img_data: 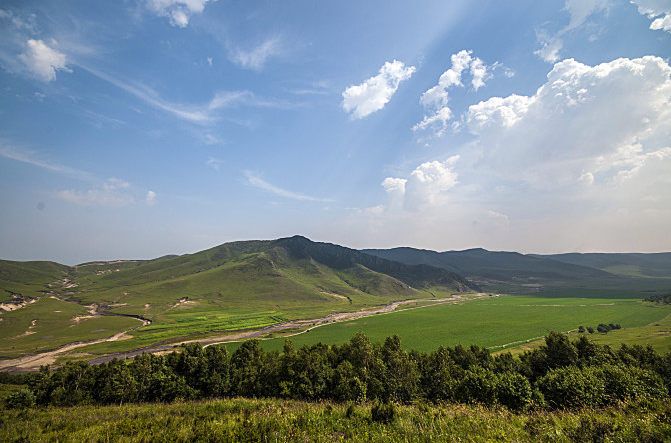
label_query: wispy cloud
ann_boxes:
[229,36,283,71]
[0,141,94,181]
[78,64,297,124]
[206,157,224,171]
[244,171,331,202]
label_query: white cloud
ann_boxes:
[78,65,293,124]
[631,0,671,32]
[244,171,331,202]
[207,56,213,66]
[344,56,671,252]
[414,50,491,137]
[0,141,94,181]
[19,39,69,82]
[146,190,157,205]
[229,37,283,71]
[206,157,224,171]
[535,0,609,62]
[382,155,460,210]
[57,178,135,207]
[465,56,671,189]
[342,60,415,119]
[146,0,209,28]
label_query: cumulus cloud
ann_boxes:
[342,60,415,119]
[19,39,69,82]
[413,50,491,137]
[631,0,671,32]
[229,37,283,71]
[465,56,671,188]
[535,0,609,62]
[146,0,209,28]
[344,55,671,252]
[382,155,460,210]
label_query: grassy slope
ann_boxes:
[1,397,669,442]
[363,248,671,297]
[235,296,671,353]
[0,297,139,359]
[541,252,671,278]
[3,237,471,359]
[0,260,69,301]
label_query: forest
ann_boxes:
[6,332,670,412]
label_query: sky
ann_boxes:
[0,0,670,264]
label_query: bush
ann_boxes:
[537,366,605,409]
[494,372,533,411]
[596,364,667,404]
[5,388,36,409]
[371,401,396,424]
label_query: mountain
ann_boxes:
[536,252,671,279]
[3,236,476,320]
[363,247,671,297]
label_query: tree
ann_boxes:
[230,340,266,397]
[577,326,586,333]
[380,336,419,403]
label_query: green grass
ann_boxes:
[0,260,68,301]
[231,295,671,353]
[1,396,669,442]
[0,297,140,359]
[506,311,671,355]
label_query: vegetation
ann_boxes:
[242,296,671,353]
[364,247,671,297]
[20,332,670,412]
[1,396,669,442]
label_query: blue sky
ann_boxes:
[1,0,670,264]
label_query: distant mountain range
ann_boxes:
[2,237,670,307]
[363,247,671,297]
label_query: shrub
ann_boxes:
[5,388,36,409]
[494,371,533,411]
[371,401,396,424]
[537,366,605,409]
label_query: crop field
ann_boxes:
[238,295,671,353]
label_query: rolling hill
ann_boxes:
[0,236,477,359]
[363,247,671,297]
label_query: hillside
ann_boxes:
[538,252,671,279]
[0,236,476,360]
[363,247,671,296]
[0,260,69,302]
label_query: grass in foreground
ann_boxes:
[1,396,670,442]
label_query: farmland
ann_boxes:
[237,295,671,353]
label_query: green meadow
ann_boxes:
[234,295,671,353]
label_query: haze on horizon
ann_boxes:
[1,0,670,264]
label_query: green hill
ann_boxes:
[0,236,476,359]
[0,260,69,302]
[537,252,671,278]
[363,247,671,297]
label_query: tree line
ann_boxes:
[8,332,671,411]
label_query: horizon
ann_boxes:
[1,0,670,264]
[3,233,671,266]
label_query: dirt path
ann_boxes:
[1,293,487,370]
[88,294,486,365]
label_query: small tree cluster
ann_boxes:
[25,332,671,411]
[578,324,621,334]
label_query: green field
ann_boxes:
[1,395,669,442]
[235,296,671,353]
